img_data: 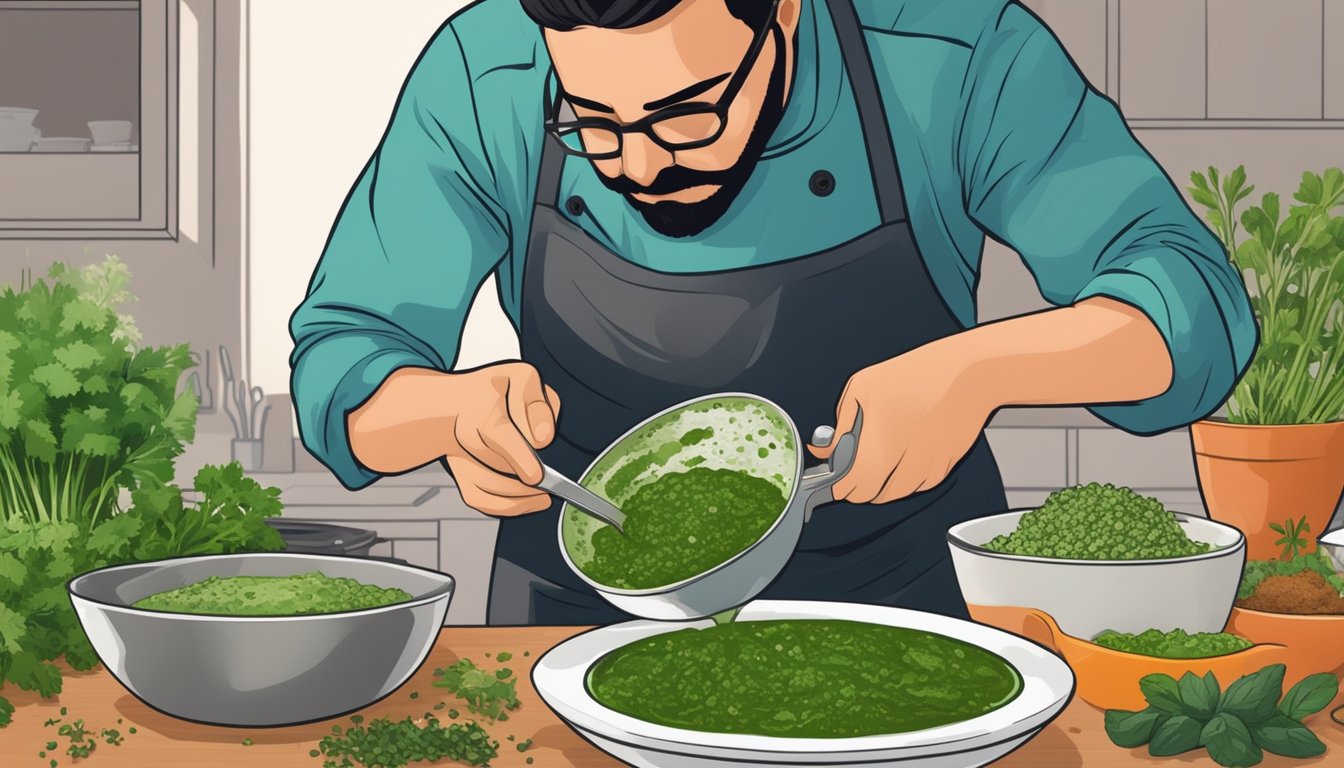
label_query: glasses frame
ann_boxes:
[543,0,782,160]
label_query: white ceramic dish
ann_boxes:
[32,137,92,153]
[948,510,1246,640]
[532,600,1075,768]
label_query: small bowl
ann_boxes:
[1226,606,1344,719]
[88,120,133,146]
[1010,608,1289,712]
[949,510,1246,640]
[68,553,453,727]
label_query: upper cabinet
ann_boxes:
[0,0,175,238]
[1023,0,1343,124]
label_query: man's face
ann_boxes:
[545,0,799,237]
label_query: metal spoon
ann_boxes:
[537,462,627,534]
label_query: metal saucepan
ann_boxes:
[558,393,860,621]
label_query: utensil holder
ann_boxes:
[231,438,263,472]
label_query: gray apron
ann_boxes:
[487,0,1006,626]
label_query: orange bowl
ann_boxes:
[983,606,1291,712]
[1226,606,1344,695]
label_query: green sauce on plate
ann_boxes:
[580,467,786,590]
[132,571,413,616]
[587,619,1023,737]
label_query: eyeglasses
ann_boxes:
[543,0,781,160]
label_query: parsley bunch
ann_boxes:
[1106,665,1338,766]
[0,257,197,528]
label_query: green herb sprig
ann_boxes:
[1269,516,1311,561]
[1106,665,1338,766]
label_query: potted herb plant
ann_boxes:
[1187,167,1344,561]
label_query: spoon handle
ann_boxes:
[538,465,628,532]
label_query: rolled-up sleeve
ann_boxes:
[958,4,1257,434]
[289,24,510,489]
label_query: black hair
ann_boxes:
[519,0,772,32]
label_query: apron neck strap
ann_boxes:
[535,0,908,225]
[826,0,906,224]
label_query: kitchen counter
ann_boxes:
[4,626,1343,767]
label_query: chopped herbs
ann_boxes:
[516,738,533,752]
[1093,629,1254,659]
[983,483,1213,560]
[133,572,411,616]
[495,652,512,662]
[314,715,497,768]
[0,696,12,728]
[432,659,520,722]
[409,692,419,700]
[242,738,253,746]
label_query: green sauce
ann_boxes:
[588,620,1022,737]
[579,467,786,589]
[1091,628,1253,659]
[132,571,413,616]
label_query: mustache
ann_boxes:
[597,164,735,197]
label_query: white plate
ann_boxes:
[532,600,1076,767]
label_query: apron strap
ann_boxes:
[825,0,907,225]
[535,1,909,224]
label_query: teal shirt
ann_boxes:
[290,0,1257,491]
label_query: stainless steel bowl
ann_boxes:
[558,393,858,621]
[67,553,453,727]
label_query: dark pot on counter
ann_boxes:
[264,519,408,565]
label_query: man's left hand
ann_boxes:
[808,343,992,504]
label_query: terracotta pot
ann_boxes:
[1190,419,1344,561]
[1226,606,1344,722]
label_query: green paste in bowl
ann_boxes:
[587,619,1023,738]
[132,571,413,616]
[578,467,787,590]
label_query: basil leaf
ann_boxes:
[1149,715,1203,757]
[1278,673,1339,721]
[1202,712,1263,768]
[1105,708,1163,749]
[1178,671,1220,721]
[1219,665,1285,726]
[1251,714,1326,759]
[1140,673,1187,715]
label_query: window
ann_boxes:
[0,0,176,238]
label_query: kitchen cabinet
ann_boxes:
[0,0,174,237]
[1327,0,1344,119]
[1118,0,1207,119]
[1208,0,1325,120]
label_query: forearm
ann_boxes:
[948,297,1174,412]
[347,367,456,475]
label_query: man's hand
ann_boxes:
[805,297,1174,505]
[348,362,561,517]
[808,344,991,504]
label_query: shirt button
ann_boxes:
[809,170,836,197]
[566,196,585,216]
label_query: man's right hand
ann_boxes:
[347,362,561,517]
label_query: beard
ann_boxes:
[596,26,789,239]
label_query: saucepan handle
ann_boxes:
[798,406,863,521]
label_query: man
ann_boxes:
[290,0,1257,625]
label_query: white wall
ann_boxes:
[247,0,518,409]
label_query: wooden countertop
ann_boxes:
[3,626,1342,767]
